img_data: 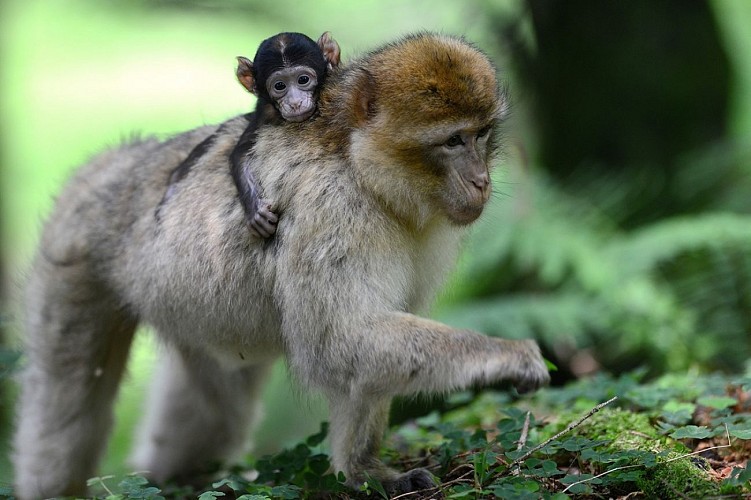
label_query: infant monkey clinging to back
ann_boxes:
[232,31,341,238]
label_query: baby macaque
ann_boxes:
[232,31,340,238]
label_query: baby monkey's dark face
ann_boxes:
[267,66,319,122]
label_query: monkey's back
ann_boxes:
[30,117,284,363]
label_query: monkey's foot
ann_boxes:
[248,201,279,239]
[383,468,438,496]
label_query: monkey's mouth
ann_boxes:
[448,203,485,225]
[285,109,316,122]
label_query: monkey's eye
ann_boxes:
[445,135,464,148]
[273,81,286,92]
[477,126,492,138]
[298,75,310,85]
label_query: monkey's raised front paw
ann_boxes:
[382,468,438,496]
[248,201,279,239]
[513,339,551,394]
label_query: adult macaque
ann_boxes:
[13,33,549,498]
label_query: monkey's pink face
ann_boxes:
[267,66,319,122]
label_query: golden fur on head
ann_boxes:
[317,32,503,135]
[310,33,505,230]
[369,33,501,124]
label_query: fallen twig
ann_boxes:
[561,423,732,494]
[509,396,619,468]
[512,411,532,476]
[390,467,474,500]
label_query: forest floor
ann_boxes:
[46,370,751,500]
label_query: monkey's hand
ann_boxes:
[501,339,551,393]
[248,200,279,239]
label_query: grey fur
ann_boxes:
[13,33,549,498]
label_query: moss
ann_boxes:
[574,408,723,499]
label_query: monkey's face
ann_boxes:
[267,66,319,122]
[356,34,503,227]
[389,119,496,226]
[427,122,495,225]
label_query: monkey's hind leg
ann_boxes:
[13,257,137,499]
[327,394,437,495]
[130,348,272,485]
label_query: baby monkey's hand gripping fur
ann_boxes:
[233,31,340,238]
[12,33,548,499]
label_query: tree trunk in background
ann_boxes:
[503,0,730,227]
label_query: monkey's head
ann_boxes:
[342,33,506,227]
[237,32,341,122]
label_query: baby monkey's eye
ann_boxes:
[446,135,464,148]
[477,125,492,138]
[298,75,310,85]
[274,81,286,91]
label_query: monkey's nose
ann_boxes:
[471,172,490,190]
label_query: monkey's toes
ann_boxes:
[383,468,438,496]
[515,372,550,394]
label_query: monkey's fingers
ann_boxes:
[256,203,279,224]
[249,215,278,239]
[249,219,274,238]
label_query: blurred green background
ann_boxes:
[2,0,751,486]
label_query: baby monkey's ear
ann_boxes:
[317,32,341,70]
[236,56,258,95]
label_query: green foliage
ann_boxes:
[85,475,165,500]
[5,371,751,498]
[438,158,751,373]
[0,347,21,380]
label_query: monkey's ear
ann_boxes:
[351,69,376,126]
[236,56,258,95]
[317,32,341,70]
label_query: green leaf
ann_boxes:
[524,458,563,478]
[559,473,597,494]
[488,478,541,499]
[550,494,571,500]
[669,425,713,439]
[661,400,696,424]
[269,485,302,499]
[697,396,737,410]
[362,476,389,499]
[447,484,481,498]
[560,437,598,451]
[730,429,751,439]
[87,475,115,487]
[198,492,225,500]
[474,450,499,485]
[306,421,329,447]
[560,473,599,485]
[581,448,617,463]
[211,478,247,491]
